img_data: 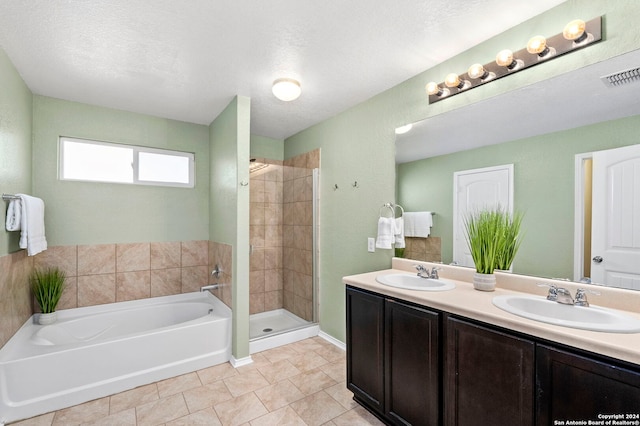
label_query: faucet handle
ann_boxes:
[574,288,600,307]
[537,283,558,301]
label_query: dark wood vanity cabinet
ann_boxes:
[536,344,640,423]
[346,286,440,425]
[444,316,535,426]
[346,285,640,426]
[346,286,385,412]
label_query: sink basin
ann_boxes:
[375,274,456,291]
[492,295,640,333]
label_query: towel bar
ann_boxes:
[2,194,20,201]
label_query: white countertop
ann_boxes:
[343,258,640,366]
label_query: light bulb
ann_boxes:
[467,63,487,80]
[272,78,301,101]
[496,49,517,69]
[563,19,587,43]
[527,36,549,56]
[445,73,462,88]
[426,81,441,96]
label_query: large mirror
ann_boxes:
[396,48,640,290]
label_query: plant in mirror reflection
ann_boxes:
[464,208,524,274]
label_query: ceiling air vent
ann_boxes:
[601,67,640,88]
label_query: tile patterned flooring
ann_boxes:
[12,337,383,426]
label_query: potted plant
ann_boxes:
[464,208,523,291]
[30,267,66,325]
[495,210,524,272]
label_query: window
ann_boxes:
[59,137,195,188]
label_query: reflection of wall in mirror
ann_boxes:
[397,113,640,288]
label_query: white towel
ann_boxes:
[16,194,48,256]
[394,217,405,248]
[5,199,22,231]
[375,217,394,249]
[404,212,433,237]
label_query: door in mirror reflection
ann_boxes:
[591,145,640,289]
[453,164,514,268]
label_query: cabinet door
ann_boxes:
[445,316,535,426]
[385,299,440,426]
[537,344,640,424]
[346,287,384,412]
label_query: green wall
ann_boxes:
[285,0,640,343]
[397,114,640,280]
[209,96,251,359]
[250,134,284,161]
[32,96,210,245]
[0,49,33,256]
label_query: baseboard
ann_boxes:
[318,330,346,351]
[229,355,253,368]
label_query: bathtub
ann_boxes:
[0,291,231,424]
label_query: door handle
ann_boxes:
[592,256,603,264]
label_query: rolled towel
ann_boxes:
[17,194,48,256]
[5,199,22,231]
[404,212,433,238]
[375,217,394,249]
[394,217,405,248]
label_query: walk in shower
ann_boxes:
[248,150,320,351]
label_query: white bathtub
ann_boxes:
[0,291,231,424]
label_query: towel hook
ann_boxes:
[352,181,359,188]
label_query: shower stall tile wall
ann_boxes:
[249,149,319,323]
[0,251,33,348]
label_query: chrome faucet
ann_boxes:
[538,284,599,306]
[574,288,600,307]
[415,265,441,279]
[200,284,220,292]
[415,264,430,278]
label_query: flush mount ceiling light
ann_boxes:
[395,123,413,135]
[426,16,602,104]
[272,78,301,101]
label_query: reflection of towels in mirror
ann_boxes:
[404,212,433,237]
[394,217,405,248]
[376,217,394,249]
[5,199,22,231]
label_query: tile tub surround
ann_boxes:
[10,337,383,426]
[344,257,640,365]
[0,251,34,349]
[28,240,232,311]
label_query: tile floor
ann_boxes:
[12,337,383,426]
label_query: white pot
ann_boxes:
[38,312,57,325]
[473,272,496,292]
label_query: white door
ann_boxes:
[591,144,640,289]
[453,165,514,268]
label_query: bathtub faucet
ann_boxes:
[200,284,220,292]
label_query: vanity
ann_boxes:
[344,258,640,426]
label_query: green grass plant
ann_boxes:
[30,267,66,314]
[464,208,524,274]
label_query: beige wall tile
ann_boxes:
[250,293,265,314]
[250,248,265,272]
[264,290,283,311]
[150,268,182,297]
[181,240,208,267]
[78,244,115,275]
[264,269,283,292]
[150,242,181,269]
[77,274,116,306]
[250,271,265,294]
[116,243,150,272]
[116,271,151,301]
[57,276,78,310]
[181,265,208,293]
[34,245,77,277]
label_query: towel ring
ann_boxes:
[394,204,404,217]
[379,203,396,218]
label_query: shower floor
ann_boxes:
[249,309,319,353]
[249,309,311,339]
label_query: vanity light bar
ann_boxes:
[426,16,602,104]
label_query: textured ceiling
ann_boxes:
[0,0,565,140]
